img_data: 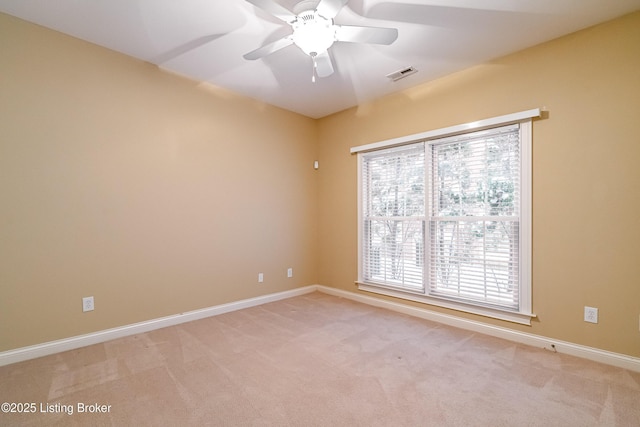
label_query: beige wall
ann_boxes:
[317,12,640,358]
[0,13,318,351]
[2,10,639,359]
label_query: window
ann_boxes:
[354,110,537,324]
[361,144,425,291]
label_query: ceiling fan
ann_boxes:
[244,0,398,82]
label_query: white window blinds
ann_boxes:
[361,144,425,291]
[428,124,521,310]
[357,115,533,321]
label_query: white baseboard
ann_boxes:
[316,285,640,373]
[2,284,639,373]
[0,286,317,367]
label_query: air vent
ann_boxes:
[386,66,418,82]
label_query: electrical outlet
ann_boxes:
[82,296,94,312]
[287,268,293,278]
[258,273,264,283]
[584,306,598,324]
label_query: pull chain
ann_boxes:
[311,53,318,83]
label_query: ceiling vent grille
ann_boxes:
[386,66,418,82]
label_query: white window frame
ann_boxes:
[353,109,539,325]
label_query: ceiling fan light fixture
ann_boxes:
[291,11,336,56]
[244,0,399,81]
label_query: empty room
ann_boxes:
[1,0,639,425]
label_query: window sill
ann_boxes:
[356,282,536,326]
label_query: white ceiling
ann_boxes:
[2,0,639,118]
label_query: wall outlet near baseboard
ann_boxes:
[287,268,293,278]
[258,273,264,283]
[82,296,94,312]
[584,306,598,324]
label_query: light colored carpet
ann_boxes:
[1,292,639,426]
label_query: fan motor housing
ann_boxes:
[291,11,336,56]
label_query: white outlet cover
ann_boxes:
[584,306,598,324]
[83,296,94,312]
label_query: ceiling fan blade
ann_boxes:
[243,36,294,60]
[316,0,348,19]
[314,51,334,77]
[246,0,296,23]
[335,25,398,45]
